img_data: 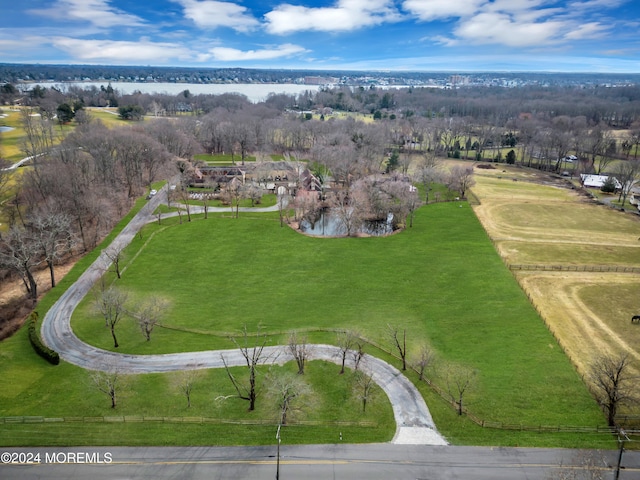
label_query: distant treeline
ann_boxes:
[3,78,640,129]
[1,63,639,87]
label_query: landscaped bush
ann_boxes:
[28,312,60,365]
[600,176,617,193]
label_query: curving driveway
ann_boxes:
[40,185,447,445]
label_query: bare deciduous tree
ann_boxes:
[20,109,55,200]
[589,353,637,427]
[413,343,436,382]
[446,166,475,199]
[244,183,263,207]
[172,369,201,408]
[327,188,364,237]
[102,244,125,279]
[386,324,407,371]
[174,164,193,223]
[136,295,170,341]
[351,338,366,371]
[613,159,640,207]
[277,191,290,227]
[144,118,200,159]
[353,369,376,413]
[415,153,442,204]
[336,330,359,374]
[0,225,41,300]
[222,178,244,218]
[288,331,310,375]
[91,365,126,409]
[220,326,268,411]
[93,285,128,348]
[28,209,76,288]
[200,178,218,219]
[445,364,477,416]
[268,369,310,425]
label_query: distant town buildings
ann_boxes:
[303,76,339,85]
[1,65,638,90]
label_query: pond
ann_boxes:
[0,126,14,133]
[299,211,395,237]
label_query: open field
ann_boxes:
[471,165,640,384]
[0,198,610,448]
[0,170,614,448]
[0,108,26,162]
[62,204,604,438]
[85,107,136,127]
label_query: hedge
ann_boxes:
[27,312,60,365]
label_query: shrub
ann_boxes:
[600,176,617,193]
[28,312,60,365]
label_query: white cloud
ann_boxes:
[205,43,308,61]
[0,36,47,50]
[453,12,566,47]
[411,0,621,49]
[568,0,629,10]
[52,38,192,63]
[51,35,307,64]
[29,0,145,28]
[402,0,484,21]
[174,0,260,32]
[483,0,565,21]
[563,21,610,40]
[265,0,402,35]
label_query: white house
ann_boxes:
[580,174,622,190]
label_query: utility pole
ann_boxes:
[276,423,281,480]
[614,428,629,480]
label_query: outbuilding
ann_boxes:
[580,174,622,190]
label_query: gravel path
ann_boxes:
[40,185,447,445]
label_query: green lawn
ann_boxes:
[193,153,289,165]
[182,191,278,209]
[75,204,603,428]
[0,326,393,446]
[1,109,27,162]
[0,202,610,447]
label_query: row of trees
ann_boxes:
[12,79,640,127]
[93,282,170,348]
[86,306,639,428]
[91,327,371,424]
[382,324,638,426]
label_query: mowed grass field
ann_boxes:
[0,196,610,448]
[66,203,605,439]
[471,165,640,393]
[1,108,27,162]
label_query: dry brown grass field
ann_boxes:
[470,164,640,386]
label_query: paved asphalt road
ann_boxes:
[2,444,639,479]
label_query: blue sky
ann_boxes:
[1,0,639,72]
